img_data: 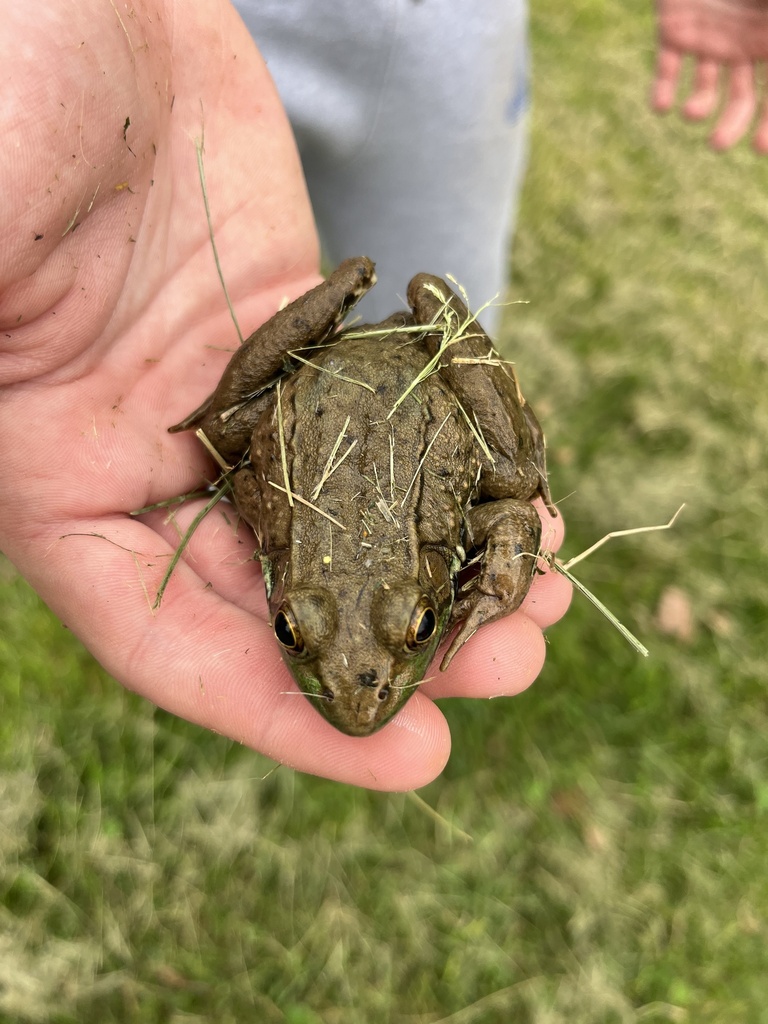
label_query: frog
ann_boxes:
[170,256,555,737]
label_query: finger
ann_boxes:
[37,519,453,791]
[535,497,566,554]
[528,498,572,628]
[521,563,573,629]
[652,47,683,112]
[682,59,720,120]
[710,63,757,149]
[422,611,545,701]
[753,94,768,153]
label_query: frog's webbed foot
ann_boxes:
[441,498,542,670]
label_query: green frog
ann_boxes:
[170,257,555,736]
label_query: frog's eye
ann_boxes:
[405,604,437,651]
[274,606,304,654]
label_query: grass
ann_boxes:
[3,3,768,1021]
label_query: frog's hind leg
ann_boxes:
[407,272,531,464]
[210,256,377,416]
[170,257,377,461]
[442,498,541,669]
[168,393,214,434]
[522,402,556,517]
[409,273,556,517]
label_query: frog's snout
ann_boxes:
[315,665,401,737]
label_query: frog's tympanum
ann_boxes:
[170,257,555,736]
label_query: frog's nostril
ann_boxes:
[358,670,378,688]
[322,687,335,703]
[377,686,390,702]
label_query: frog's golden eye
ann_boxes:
[406,604,437,651]
[274,606,304,654]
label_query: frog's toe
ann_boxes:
[441,552,537,669]
[440,618,478,670]
[440,598,504,670]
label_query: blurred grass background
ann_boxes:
[2,3,768,1021]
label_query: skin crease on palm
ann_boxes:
[653,0,768,152]
[0,0,571,790]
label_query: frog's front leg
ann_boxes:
[441,498,541,669]
[169,256,376,461]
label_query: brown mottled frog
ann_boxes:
[170,257,555,736]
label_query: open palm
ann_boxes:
[0,0,570,789]
[654,0,768,152]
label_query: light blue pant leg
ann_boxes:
[234,0,530,332]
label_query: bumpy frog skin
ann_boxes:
[170,258,555,737]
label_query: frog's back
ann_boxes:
[268,333,480,586]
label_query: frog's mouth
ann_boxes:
[291,656,432,737]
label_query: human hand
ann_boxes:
[652,0,768,152]
[0,0,571,790]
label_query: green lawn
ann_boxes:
[2,4,768,1022]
